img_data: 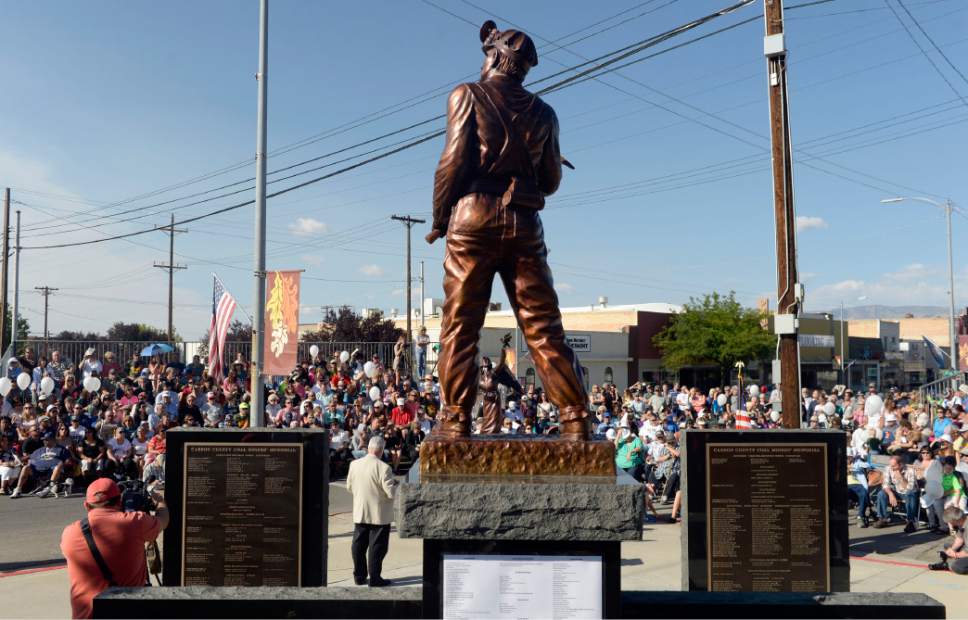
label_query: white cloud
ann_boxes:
[829,279,865,292]
[796,216,828,232]
[885,263,928,281]
[807,263,968,309]
[287,217,327,237]
[359,264,384,277]
[556,282,575,294]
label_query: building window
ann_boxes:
[604,366,614,384]
[581,366,590,390]
[525,367,535,386]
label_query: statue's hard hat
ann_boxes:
[480,20,538,69]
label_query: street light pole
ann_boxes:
[945,199,956,372]
[881,196,959,374]
[250,0,269,428]
[840,300,846,385]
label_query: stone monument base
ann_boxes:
[397,462,643,619]
[93,588,946,619]
[418,434,615,478]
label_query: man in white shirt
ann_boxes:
[638,413,660,443]
[78,348,103,380]
[346,436,397,587]
[675,391,689,414]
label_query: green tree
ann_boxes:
[302,306,402,343]
[653,291,774,382]
[2,303,30,351]
[51,330,104,341]
[5,304,30,340]
[197,320,252,356]
[105,322,172,342]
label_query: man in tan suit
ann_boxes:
[346,436,397,586]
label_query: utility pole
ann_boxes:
[35,286,58,354]
[419,261,425,328]
[250,0,269,428]
[154,213,187,343]
[764,0,802,429]
[391,214,425,374]
[11,210,20,352]
[1,189,9,354]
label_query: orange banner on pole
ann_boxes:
[264,270,301,376]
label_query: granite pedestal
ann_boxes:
[397,455,643,619]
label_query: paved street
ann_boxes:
[0,482,354,573]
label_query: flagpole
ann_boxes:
[250,0,269,428]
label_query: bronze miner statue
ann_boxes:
[427,20,589,441]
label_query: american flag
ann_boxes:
[207,276,237,381]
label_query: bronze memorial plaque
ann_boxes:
[705,443,829,592]
[181,442,303,586]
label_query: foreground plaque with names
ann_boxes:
[182,442,302,586]
[681,430,849,593]
[706,443,828,591]
[162,428,328,587]
[443,554,602,620]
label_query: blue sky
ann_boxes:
[2,0,966,340]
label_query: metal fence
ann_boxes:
[917,371,966,426]
[14,339,438,371]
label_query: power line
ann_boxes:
[13,0,912,239]
[16,2,679,235]
[447,0,956,202]
[552,98,966,205]
[884,0,968,108]
[896,0,968,87]
[788,0,956,19]
[19,0,764,251]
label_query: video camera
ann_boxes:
[118,479,159,513]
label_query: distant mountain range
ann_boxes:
[812,305,949,319]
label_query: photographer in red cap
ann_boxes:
[59,478,168,618]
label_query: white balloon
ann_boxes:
[340,350,350,363]
[716,394,727,407]
[0,377,11,396]
[364,361,376,378]
[823,402,836,416]
[83,376,101,393]
[16,372,31,391]
[309,345,320,358]
[40,376,55,396]
[368,386,381,401]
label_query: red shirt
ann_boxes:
[390,406,414,428]
[147,434,166,455]
[60,508,162,618]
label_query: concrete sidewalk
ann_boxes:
[3,510,964,619]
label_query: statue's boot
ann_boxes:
[558,405,590,441]
[432,405,470,439]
